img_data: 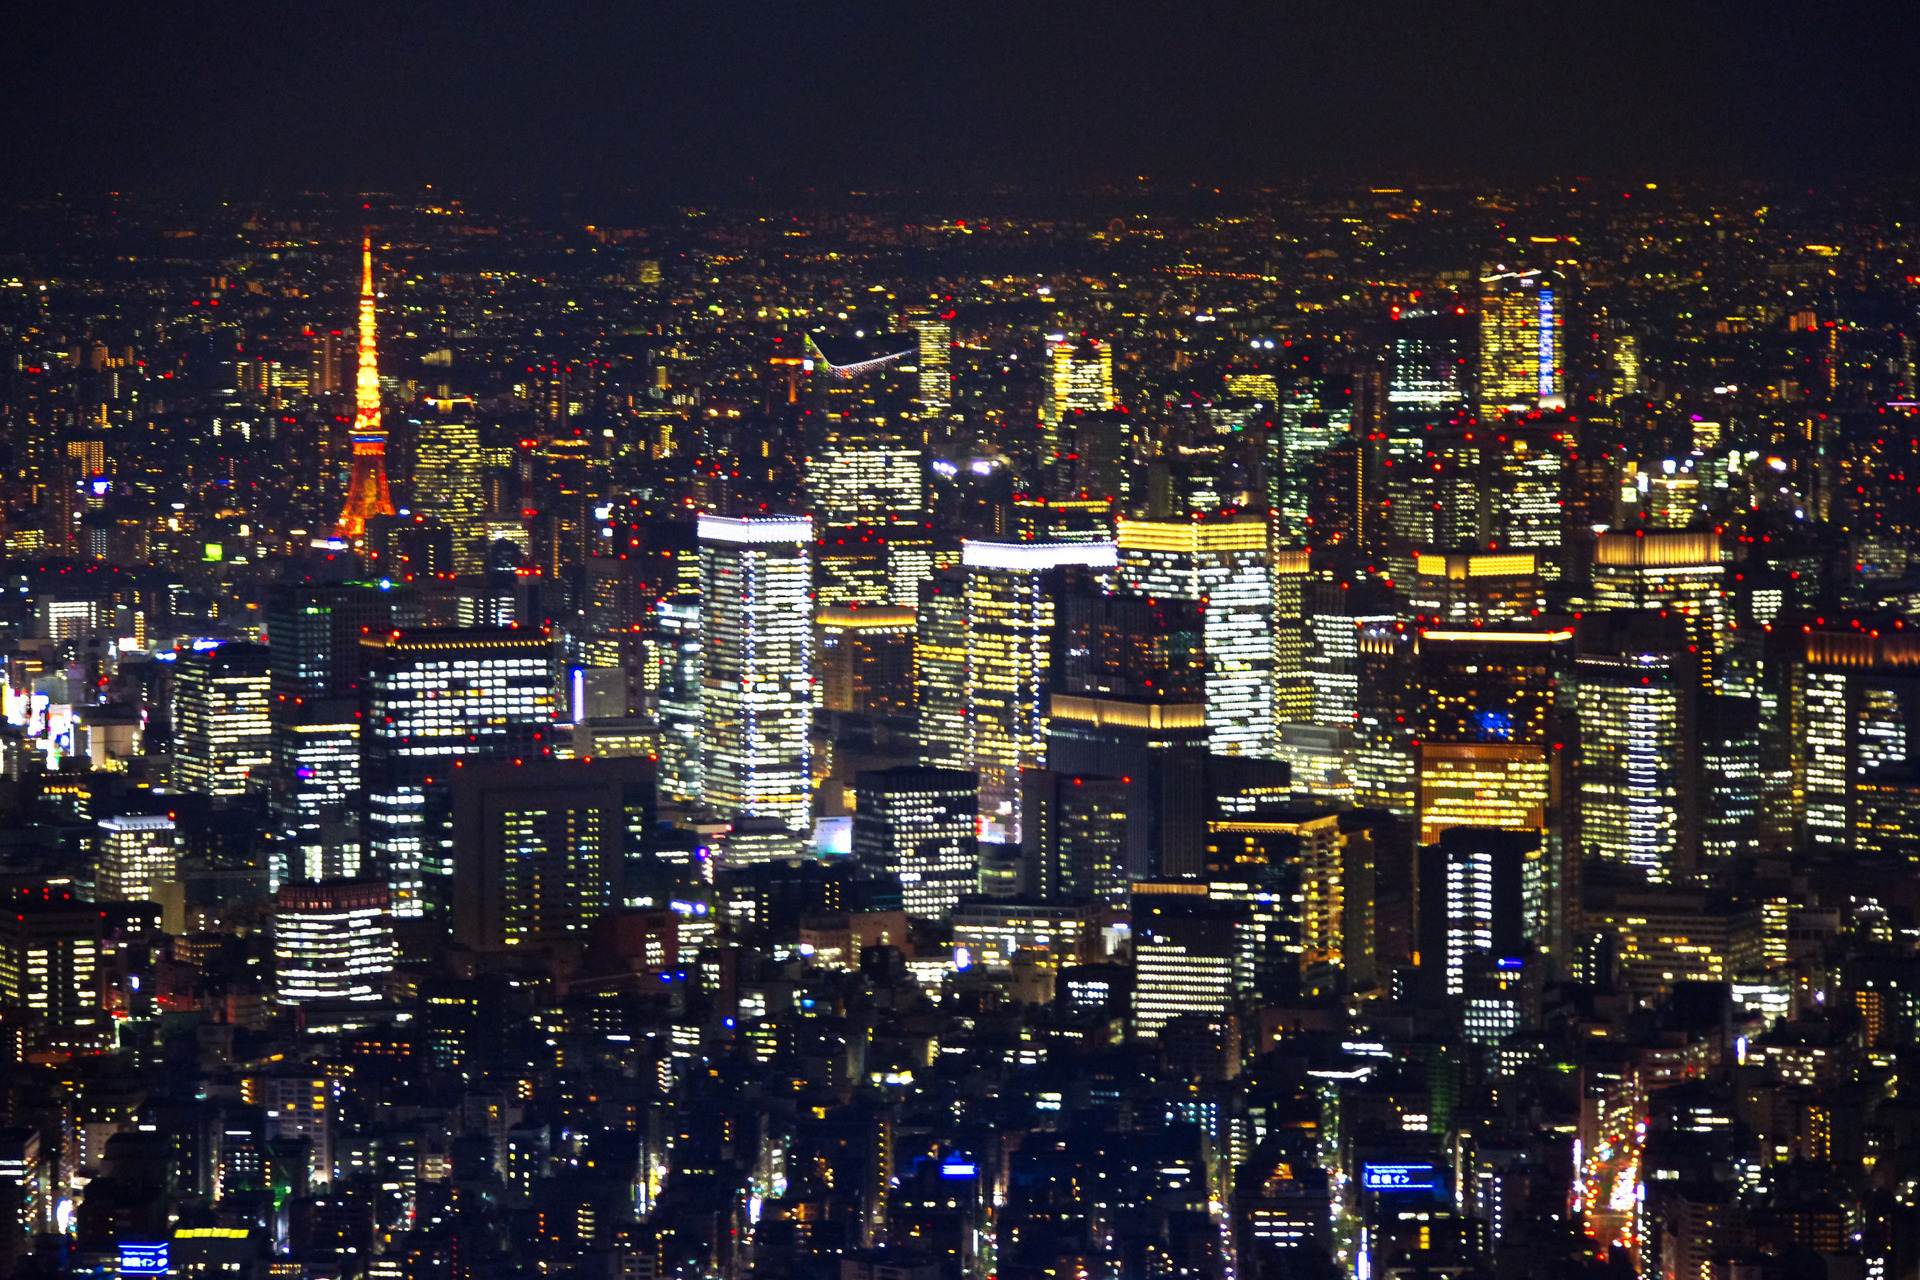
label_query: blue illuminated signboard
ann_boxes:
[120,1241,170,1275]
[1361,1163,1435,1191]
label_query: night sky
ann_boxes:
[5,1,1919,197]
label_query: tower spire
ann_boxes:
[333,235,395,540]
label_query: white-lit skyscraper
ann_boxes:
[274,879,394,1004]
[362,628,556,916]
[853,766,978,920]
[1116,513,1275,757]
[698,514,815,844]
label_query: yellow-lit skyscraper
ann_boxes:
[1045,335,1117,475]
[413,411,486,575]
[962,539,1118,839]
[698,514,815,847]
[909,308,953,418]
[1116,513,1275,756]
[1047,335,1117,422]
[1478,268,1562,409]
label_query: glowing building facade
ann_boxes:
[274,879,394,1004]
[95,815,181,903]
[1478,268,1562,409]
[962,539,1118,840]
[362,628,555,916]
[698,514,814,844]
[173,642,272,798]
[1117,514,1275,757]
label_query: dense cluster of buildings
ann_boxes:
[0,182,1915,1278]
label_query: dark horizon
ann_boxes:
[7,1,1920,199]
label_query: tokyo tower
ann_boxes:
[333,236,395,540]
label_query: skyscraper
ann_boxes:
[1116,513,1275,757]
[915,569,969,769]
[1019,769,1129,902]
[95,815,181,903]
[274,879,394,1004]
[451,758,649,952]
[1416,826,1536,997]
[1590,531,1725,688]
[413,411,486,576]
[1130,887,1248,1037]
[333,237,396,541]
[361,628,556,916]
[962,539,1118,839]
[173,642,272,798]
[1573,612,1697,883]
[0,893,102,1051]
[1047,335,1117,423]
[852,767,978,920]
[651,595,703,807]
[698,514,815,846]
[1477,268,1562,410]
[908,308,953,418]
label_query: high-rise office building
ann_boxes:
[1130,887,1248,1037]
[1416,743,1553,847]
[963,540,1118,840]
[273,700,363,886]
[1485,419,1569,558]
[451,758,649,952]
[1405,552,1544,627]
[1416,828,1541,1043]
[1019,769,1129,902]
[852,767,978,920]
[1388,308,1473,414]
[1116,514,1275,757]
[804,334,924,607]
[698,514,814,845]
[1478,268,1562,409]
[413,412,486,575]
[1791,622,1920,849]
[95,815,180,903]
[0,892,102,1050]
[1046,335,1116,423]
[908,308,953,418]
[1271,548,1313,728]
[362,628,556,916]
[173,642,272,797]
[1591,531,1725,687]
[652,595,703,807]
[915,569,969,769]
[273,879,394,1004]
[266,583,416,886]
[1573,612,1696,883]
[818,607,916,717]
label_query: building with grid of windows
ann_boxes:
[698,514,814,848]
[361,628,555,916]
[172,642,272,797]
[962,539,1118,841]
[1116,513,1275,757]
[274,879,393,1004]
[852,767,978,920]
[95,814,181,904]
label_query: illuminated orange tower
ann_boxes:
[333,236,395,540]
